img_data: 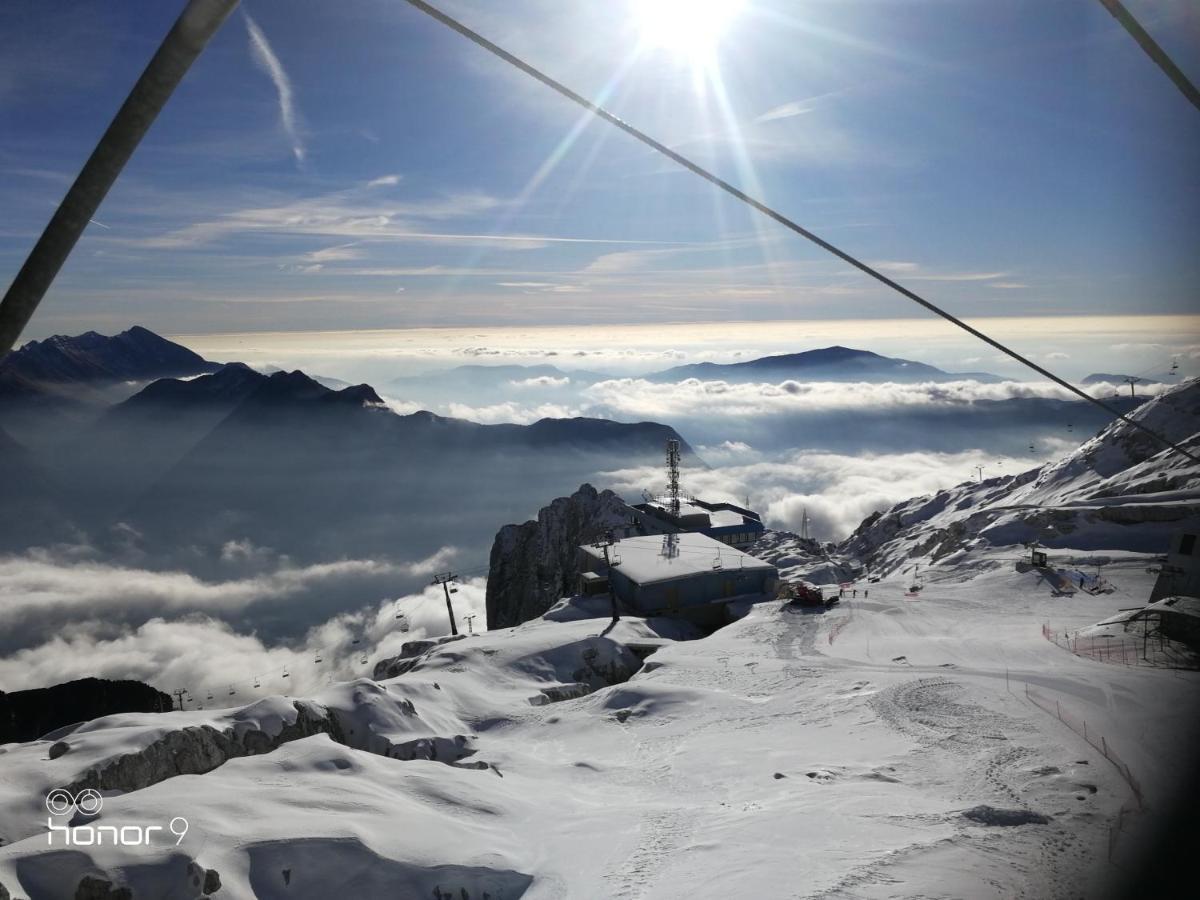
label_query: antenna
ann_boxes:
[666,439,681,519]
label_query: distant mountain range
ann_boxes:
[644,346,1002,384]
[0,325,218,403]
[0,330,697,577]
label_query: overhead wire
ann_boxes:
[399,0,1198,465]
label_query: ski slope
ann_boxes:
[1,551,1193,899]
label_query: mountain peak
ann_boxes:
[2,325,219,390]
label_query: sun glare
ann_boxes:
[632,0,747,62]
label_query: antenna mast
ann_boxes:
[666,439,681,519]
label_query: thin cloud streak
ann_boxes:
[243,12,305,164]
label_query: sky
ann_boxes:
[1,0,1198,341]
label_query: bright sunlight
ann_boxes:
[631,0,747,62]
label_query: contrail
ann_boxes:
[242,11,305,163]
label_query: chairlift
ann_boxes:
[282,667,289,678]
[400,622,410,633]
[228,685,236,696]
[206,693,214,701]
[253,676,260,688]
[314,651,323,664]
[360,653,368,665]
[610,552,622,567]
[449,586,458,594]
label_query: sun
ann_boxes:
[632,0,747,63]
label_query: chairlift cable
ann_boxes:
[401,0,1198,465]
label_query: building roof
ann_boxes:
[580,532,776,586]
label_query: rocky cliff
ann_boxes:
[485,484,635,628]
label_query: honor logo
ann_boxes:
[45,789,189,847]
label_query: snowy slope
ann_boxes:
[2,559,1195,899]
[840,378,1200,575]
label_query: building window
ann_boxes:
[1180,533,1197,556]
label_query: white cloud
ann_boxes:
[243,12,305,164]
[367,174,401,187]
[0,578,487,698]
[601,448,1044,542]
[443,400,580,425]
[579,377,1087,420]
[508,375,570,388]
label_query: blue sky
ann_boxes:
[1,0,1197,339]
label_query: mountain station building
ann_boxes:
[632,497,766,549]
[579,532,778,624]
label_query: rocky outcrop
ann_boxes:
[65,701,341,794]
[373,634,466,680]
[486,483,635,628]
[0,678,172,744]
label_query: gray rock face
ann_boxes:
[65,701,341,795]
[485,483,634,628]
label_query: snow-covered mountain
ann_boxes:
[1,380,1197,897]
[2,563,1190,898]
[839,378,1200,575]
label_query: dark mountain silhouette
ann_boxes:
[645,346,1001,384]
[0,325,218,399]
[0,326,223,454]
[0,678,172,744]
[22,365,695,587]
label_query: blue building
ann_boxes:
[579,532,778,623]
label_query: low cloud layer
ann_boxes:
[0,570,486,698]
[602,443,1070,543]
[0,545,460,655]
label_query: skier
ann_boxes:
[852,588,858,598]
[864,589,869,599]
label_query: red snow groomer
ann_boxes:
[785,582,835,609]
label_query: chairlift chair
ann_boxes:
[282,667,289,678]
[314,651,323,663]
[228,685,236,696]
[253,676,260,688]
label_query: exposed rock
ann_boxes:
[0,678,173,744]
[373,634,466,680]
[48,741,70,759]
[65,701,342,795]
[961,805,1050,826]
[74,875,132,900]
[486,483,636,628]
